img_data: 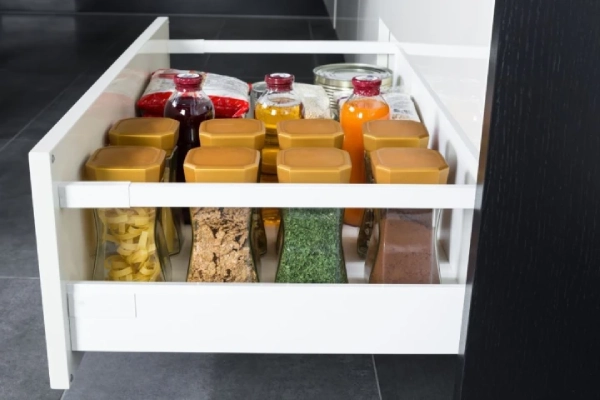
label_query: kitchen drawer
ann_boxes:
[29,17,479,389]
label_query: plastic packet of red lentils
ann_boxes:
[137,69,250,118]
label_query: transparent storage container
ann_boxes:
[85,146,172,282]
[108,117,183,256]
[184,147,260,282]
[275,147,351,283]
[199,118,268,256]
[364,148,449,284]
[357,120,430,258]
[340,75,390,227]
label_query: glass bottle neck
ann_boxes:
[175,85,201,92]
[267,85,293,93]
[353,88,381,97]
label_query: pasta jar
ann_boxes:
[357,120,430,258]
[364,148,449,284]
[108,117,183,256]
[199,118,267,256]
[276,147,351,283]
[184,147,260,282]
[85,146,171,282]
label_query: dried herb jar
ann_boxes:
[85,146,172,282]
[199,118,268,256]
[357,120,430,258]
[276,147,351,283]
[108,117,183,256]
[275,118,345,253]
[364,148,448,284]
[184,147,260,282]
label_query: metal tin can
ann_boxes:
[249,81,268,118]
[313,63,394,116]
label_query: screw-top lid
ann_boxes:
[199,118,266,150]
[85,146,166,183]
[265,72,294,88]
[184,147,259,183]
[277,147,351,184]
[261,145,279,175]
[277,119,344,149]
[108,118,180,155]
[371,148,449,184]
[352,75,382,96]
[363,120,429,151]
[174,73,202,88]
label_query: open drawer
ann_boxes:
[29,17,479,389]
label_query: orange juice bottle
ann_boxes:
[340,75,390,226]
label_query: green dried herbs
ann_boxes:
[276,208,347,283]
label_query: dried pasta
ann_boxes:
[98,207,163,282]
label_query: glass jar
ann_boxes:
[254,73,304,147]
[108,117,183,256]
[199,118,268,256]
[85,146,172,281]
[340,75,390,227]
[184,147,260,282]
[260,145,281,223]
[274,118,345,253]
[277,118,344,150]
[275,147,351,283]
[357,120,430,258]
[164,73,215,225]
[364,148,449,284]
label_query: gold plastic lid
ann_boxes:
[277,147,351,183]
[184,147,259,183]
[199,118,266,150]
[363,120,429,151]
[108,118,179,154]
[371,148,449,184]
[277,119,344,149]
[261,145,279,175]
[85,146,166,183]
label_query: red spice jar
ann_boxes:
[364,148,449,284]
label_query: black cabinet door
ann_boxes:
[457,1,600,399]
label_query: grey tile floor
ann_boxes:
[0,13,456,400]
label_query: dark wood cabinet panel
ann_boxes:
[457,1,600,399]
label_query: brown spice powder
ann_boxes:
[188,207,258,283]
[370,210,440,284]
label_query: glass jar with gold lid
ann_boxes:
[184,147,260,282]
[275,147,350,283]
[274,119,345,252]
[357,119,430,258]
[85,146,172,282]
[199,118,268,256]
[277,119,344,149]
[364,148,449,284]
[108,117,183,256]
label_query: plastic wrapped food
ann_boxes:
[294,83,332,119]
[137,69,250,118]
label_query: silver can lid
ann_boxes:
[251,81,268,95]
[314,63,393,88]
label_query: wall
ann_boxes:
[0,0,329,16]
[335,0,495,55]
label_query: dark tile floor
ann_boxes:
[0,13,457,400]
